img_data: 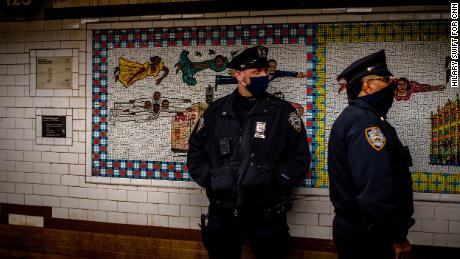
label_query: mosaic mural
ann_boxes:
[91,20,460,193]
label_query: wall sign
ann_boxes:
[37,57,72,89]
[42,115,66,138]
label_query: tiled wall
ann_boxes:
[1,6,460,248]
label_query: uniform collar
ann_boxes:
[349,98,386,121]
[219,90,271,118]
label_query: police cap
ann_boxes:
[337,50,393,89]
[227,46,269,71]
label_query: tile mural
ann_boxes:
[91,20,460,193]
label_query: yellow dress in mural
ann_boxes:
[117,57,166,88]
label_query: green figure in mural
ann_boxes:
[175,50,228,86]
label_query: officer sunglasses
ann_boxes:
[368,76,391,84]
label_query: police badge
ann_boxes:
[254,121,266,139]
[288,112,302,132]
[365,127,386,151]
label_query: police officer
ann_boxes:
[187,46,311,259]
[328,50,414,259]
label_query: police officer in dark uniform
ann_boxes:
[187,46,311,259]
[328,50,414,259]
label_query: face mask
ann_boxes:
[242,75,269,96]
[361,82,396,117]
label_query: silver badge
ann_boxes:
[288,112,302,132]
[254,121,266,139]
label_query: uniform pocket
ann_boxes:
[240,163,276,193]
[210,164,237,193]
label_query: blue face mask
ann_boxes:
[361,83,396,117]
[247,75,269,96]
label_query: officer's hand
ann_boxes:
[393,238,412,259]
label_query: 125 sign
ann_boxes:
[6,0,32,6]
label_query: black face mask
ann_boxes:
[360,83,396,117]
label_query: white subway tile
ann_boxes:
[0,97,15,107]
[87,210,107,222]
[7,108,25,118]
[126,191,147,203]
[8,171,25,182]
[32,162,51,174]
[0,139,15,149]
[25,172,42,183]
[61,197,79,208]
[319,214,334,226]
[15,162,33,173]
[7,193,24,204]
[190,217,201,230]
[148,191,169,204]
[42,152,60,163]
[15,75,29,86]
[43,173,60,185]
[69,97,85,108]
[53,97,70,108]
[407,232,434,246]
[294,212,319,226]
[73,119,85,131]
[127,213,148,225]
[24,108,35,118]
[0,54,16,64]
[148,214,168,227]
[435,207,460,221]
[61,175,80,186]
[7,64,25,75]
[305,201,332,214]
[169,216,189,229]
[0,118,15,128]
[69,142,85,154]
[23,129,35,140]
[107,212,126,224]
[98,200,117,211]
[33,97,51,107]
[52,207,69,219]
[42,195,60,207]
[25,194,43,206]
[79,198,98,210]
[69,187,87,198]
[422,219,449,233]
[108,189,127,201]
[15,140,32,150]
[0,182,15,192]
[0,160,15,171]
[25,215,44,227]
[33,184,51,195]
[159,204,179,216]
[6,128,23,139]
[51,185,68,196]
[180,205,201,217]
[87,187,107,200]
[6,150,23,161]
[24,151,42,162]
[51,163,69,174]
[190,194,208,206]
[16,183,32,194]
[138,203,158,214]
[118,201,138,213]
[169,193,189,205]
[59,153,79,164]
[449,221,460,234]
[69,208,87,220]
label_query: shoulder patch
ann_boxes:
[365,127,386,151]
[288,112,302,132]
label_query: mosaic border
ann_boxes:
[92,24,318,184]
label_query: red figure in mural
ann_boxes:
[393,77,446,101]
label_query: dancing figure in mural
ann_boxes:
[393,77,445,101]
[175,50,228,86]
[109,91,193,125]
[114,56,169,87]
[215,58,306,88]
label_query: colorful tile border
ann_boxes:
[92,24,318,183]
